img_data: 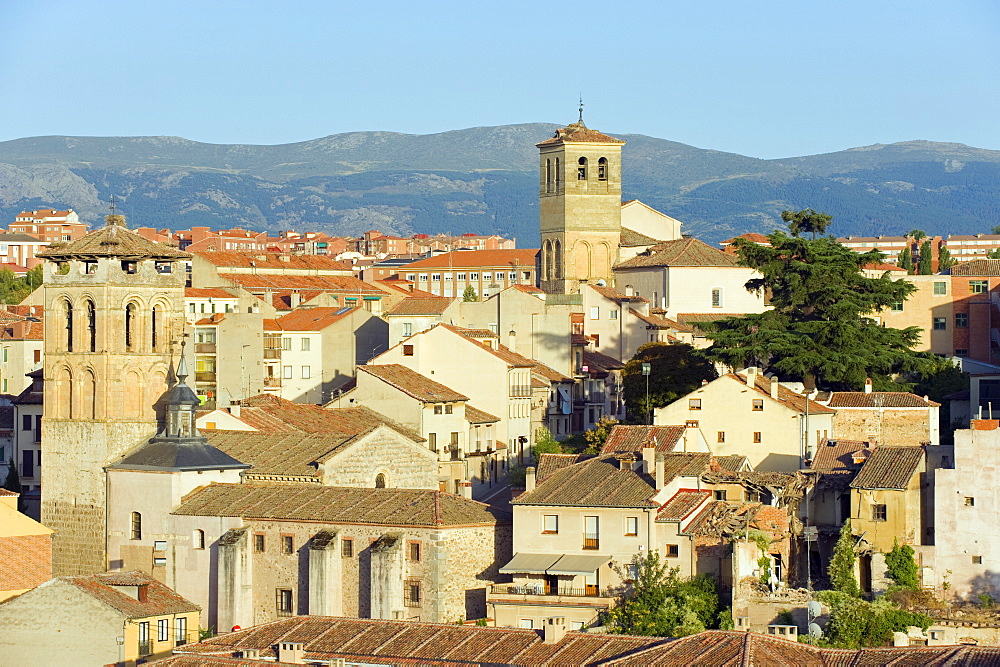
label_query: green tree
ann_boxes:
[829,520,859,597]
[988,248,1000,260]
[622,343,717,423]
[2,459,21,495]
[24,265,43,291]
[583,417,619,454]
[917,240,933,275]
[702,221,929,391]
[884,540,919,590]
[896,246,913,273]
[532,427,562,457]
[992,225,1000,235]
[817,591,931,648]
[782,209,832,239]
[606,551,720,637]
[937,245,956,271]
[462,284,479,302]
[909,229,927,242]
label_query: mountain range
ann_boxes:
[2,123,1000,246]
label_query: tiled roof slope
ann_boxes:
[603,629,828,666]
[851,446,924,490]
[620,227,660,247]
[174,616,662,666]
[514,456,657,507]
[826,391,940,408]
[731,373,836,415]
[384,297,455,316]
[601,425,685,455]
[401,249,538,269]
[615,238,738,269]
[174,483,502,527]
[358,364,468,403]
[438,324,574,382]
[195,251,351,272]
[657,490,711,522]
[590,286,647,303]
[0,533,51,593]
[661,452,713,479]
[185,287,236,298]
[274,307,356,331]
[810,439,871,472]
[721,232,771,245]
[537,121,625,146]
[226,273,386,295]
[630,309,688,332]
[204,431,353,478]
[65,570,199,618]
[712,455,749,472]
[535,453,593,482]
[951,259,1000,276]
[225,395,421,441]
[464,405,499,424]
[584,350,626,374]
[37,217,189,260]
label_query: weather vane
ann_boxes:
[578,95,584,124]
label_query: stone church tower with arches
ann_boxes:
[37,214,190,576]
[537,117,626,294]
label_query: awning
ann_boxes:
[546,554,611,576]
[499,553,561,574]
[558,387,573,415]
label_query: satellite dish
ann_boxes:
[807,600,822,617]
[808,622,823,638]
[596,279,607,286]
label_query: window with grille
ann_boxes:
[254,534,265,552]
[665,544,679,558]
[872,504,887,522]
[933,318,947,330]
[956,313,969,327]
[934,281,947,295]
[282,535,294,554]
[131,512,142,540]
[971,280,988,293]
[404,579,422,607]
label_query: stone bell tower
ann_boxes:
[538,110,625,294]
[38,213,190,576]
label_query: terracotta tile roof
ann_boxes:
[851,446,924,490]
[661,452,713,479]
[615,238,739,269]
[826,391,940,408]
[583,350,626,373]
[683,501,762,538]
[400,249,538,269]
[951,259,1000,276]
[231,396,420,440]
[15,208,74,219]
[811,439,873,472]
[0,533,51,593]
[727,373,836,415]
[629,308,688,332]
[656,489,711,522]
[604,629,828,666]
[65,570,199,618]
[36,219,189,260]
[195,251,351,272]
[226,274,386,296]
[185,287,237,298]
[535,453,593,482]
[174,616,663,665]
[0,317,44,341]
[204,431,359,478]
[620,227,660,247]
[864,262,908,272]
[194,314,226,326]
[514,455,657,507]
[274,307,357,331]
[359,364,468,403]
[713,454,749,472]
[385,297,455,316]
[373,279,439,299]
[536,121,625,146]
[601,425,685,456]
[464,405,499,424]
[173,483,502,527]
[510,284,545,295]
[720,232,771,245]
[589,285,647,303]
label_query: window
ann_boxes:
[282,337,292,350]
[282,535,294,554]
[872,504,887,522]
[175,616,187,646]
[254,533,265,552]
[890,301,904,312]
[752,399,764,411]
[609,309,618,320]
[956,349,969,358]
[711,288,723,308]
[22,415,31,430]
[194,529,205,549]
[158,618,169,642]
[753,432,762,443]
[543,514,559,534]
[578,156,588,180]
[686,419,699,428]
[450,431,459,447]
[665,544,680,558]
[519,619,534,629]
[625,516,639,536]
[404,579,422,607]
[717,431,725,443]
[431,273,441,281]
[402,322,413,337]
[139,622,150,655]
[598,157,608,181]
[934,281,947,295]
[470,272,479,280]
[434,405,443,415]
[589,307,599,320]
[342,538,354,557]
[428,433,437,452]
[583,516,599,549]
[933,317,947,330]
[403,344,414,356]
[375,473,386,488]
[457,273,466,280]
[965,497,975,506]
[301,338,310,351]
[971,280,988,293]
[973,555,983,564]
[445,404,453,414]
[276,588,293,616]
[131,512,142,540]
[418,274,428,281]
[154,540,167,551]
[714,490,727,501]
[408,541,421,562]
[282,365,292,379]
[301,365,310,379]
[125,303,136,350]
[955,313,969,327]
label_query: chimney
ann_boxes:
[459,481,473,499]
[745,366,757,387]
[137,584,148,603]
[239,649,260,659]
[525,466,536,492]
[641,446,655,476]
[508,329,517,351]
[290,290,301,308]
[770,378,779,400]
[543,617,567,644]
[276,642,305,664]
[229,404,241,418]
[864,378,873,394]
[655,456,665,490]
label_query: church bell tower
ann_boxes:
[538,110,625,294]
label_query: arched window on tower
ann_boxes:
[578,157,588,180]
[125,303,136,351]
[554,240,563,280]
[151,306,159,351]
[555,158,561,191]
[545,159,553,193]
[375,473,386,488]
[83,370,96,419]
[598,157,608,181]
[86,300,96,352]
[64,299,74,352]
[543,240,553,281]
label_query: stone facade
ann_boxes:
[830,405,938,447]
[320,425,438,490]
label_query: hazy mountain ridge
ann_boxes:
[2,125,999,245]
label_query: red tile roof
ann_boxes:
[195,251,351,272]
[851,446,924,490]
[952,259,1000,276]
[727,373,836,415]
[589,285,647,303]
[385,297,455,316]
[826,391,939,408]
[37,220,189,260]
[401,249,538,269]
[464,405,499,424]
[274,307,357,331]
[620,227,660,247]
[657,489,711,522]
[0,533,51,593]
[514,455,658,508]
[720,232,771,245]
[185,288,237,298]
[615,238,739,269]
[226,274,386,296]
[810,439,872,471]
[601,425,685,456]
[65,570,199,618]
[359,364,468,402]
[536,121,625,146]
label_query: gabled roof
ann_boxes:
[436,324,573,382]
[173,483,502,527]
[274,307,357,331]
[589,285,647,303]
[620,227,661,247]
[464,405,499,424]
[36,217,189,260]
[385,297,455,316]
[401,249,538,269]
[726,373,836,415]
[535,453,593,482]
[656,489,711,522]
[536,121,625,146]
[720,232,771,245]
[810,439,871,472]
[514,455,657,507]
[851,446,924,490]
[359,364,468,403]
[825,391,939,408]
[602,629,829,666]
[629,308,689,332]
[64,571,199,618]
[615,237,739,270]
[583,350,626,374]
[661,452,713,479]
[601,425,685,456]
[951,259,1000,276]
[194,251,351,272]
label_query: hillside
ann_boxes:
[2,125,999,245]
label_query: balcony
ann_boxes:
[194,372,216,383]
[264,348,281,360]
[264,377,282,388]
[195,343,217,354]
[583,533,600,550]
[138,640,152,657]
[486,584,613,605]
[509,385,532,398]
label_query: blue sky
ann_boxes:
[2,0,998,158]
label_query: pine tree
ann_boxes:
[782,209,832,239]
[702,216,929,391]
[897,246,913,273]
[918,240,933,275]
[462,284,479,302]
[829,520,859,597]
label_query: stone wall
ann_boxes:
[834,408,933,447]
[322,426,438,490]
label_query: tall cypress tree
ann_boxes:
[829,520,860,597]
[938,245,956,271]
[918,240,933,275]
[897,246,913,273]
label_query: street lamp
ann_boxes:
[642,362,651,425]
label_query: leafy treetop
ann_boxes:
[782,209,832,239]
[622,343,717,423]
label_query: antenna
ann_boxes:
[578,95,584,124]
[109,194,117,214]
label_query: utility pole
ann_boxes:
[642,362,651,425]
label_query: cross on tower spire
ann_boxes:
[578,96,585,124]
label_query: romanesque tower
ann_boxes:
[538,116,625,294]
[38,213,190,576]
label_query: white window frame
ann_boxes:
[283,365,293,379]
[301,337,311,351]
[301,365,311,379]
